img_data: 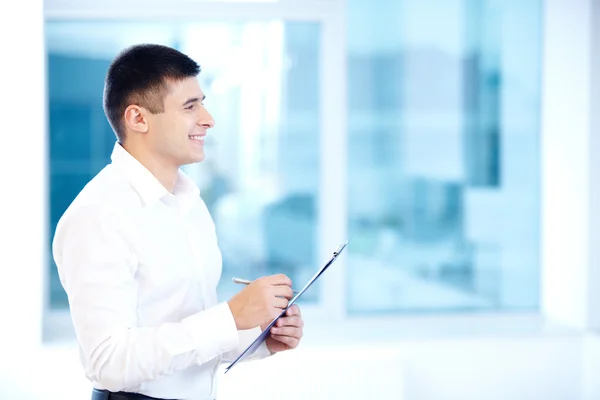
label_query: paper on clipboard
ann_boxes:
[224,240,348,373]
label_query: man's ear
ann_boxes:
[123,105,149,133]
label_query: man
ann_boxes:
[52,44,304,400]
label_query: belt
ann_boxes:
[91,388,177,400]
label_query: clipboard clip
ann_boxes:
[333,240,348,256]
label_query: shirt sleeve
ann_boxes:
[52,205,240,393]
[221,327,273,363]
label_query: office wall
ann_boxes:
[0,0,46,353]
[583,334,600,399]
[541,0,600,332]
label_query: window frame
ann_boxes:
[43,0,348,340]
[43,0,586,344]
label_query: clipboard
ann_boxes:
[224,240,348,373]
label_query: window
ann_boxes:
[346,0,542,313]
[45,0,542,321]
[45,20,322,309]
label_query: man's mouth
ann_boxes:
[189,135,204,143]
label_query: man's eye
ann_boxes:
[186,104,195,110]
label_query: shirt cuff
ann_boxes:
[238,326,273,360]
[180,301,239,364]
[253,341,273,359]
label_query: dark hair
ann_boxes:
[103,44,201,142]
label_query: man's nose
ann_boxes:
[198,108,215,128]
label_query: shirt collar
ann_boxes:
[110,142,200,208]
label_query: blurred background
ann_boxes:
[2,0,600,399]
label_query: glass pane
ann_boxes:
[45,20,321,309]
[346,0,541,313]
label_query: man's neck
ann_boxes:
[122,142,179,193]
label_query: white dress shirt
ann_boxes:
[52,143,270,400]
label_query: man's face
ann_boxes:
[145,77,215,167]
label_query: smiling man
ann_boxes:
[52,44,304,400]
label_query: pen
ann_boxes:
[232,277,299,295]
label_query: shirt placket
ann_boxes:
[178,217,209,304]
[177,207,224,393]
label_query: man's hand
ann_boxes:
[263,305,304,354]
[227,274,293,330]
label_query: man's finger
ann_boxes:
[271,326,302,338]
[273,297,289,309]
[268,274,292,287]
[286,305,301,316]
[273,285,294,299]
[276,316,303,328]
[270,334,300,348]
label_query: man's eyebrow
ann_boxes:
[182,95,205,107]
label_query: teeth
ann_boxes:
[189,136,204,141]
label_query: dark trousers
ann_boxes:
[91,388,177,400]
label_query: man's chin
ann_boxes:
[181,152,205,165]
